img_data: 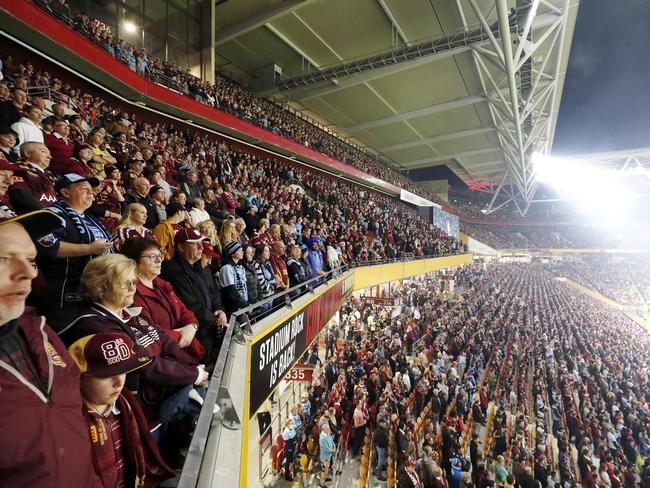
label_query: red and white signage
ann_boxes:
[284,364,313,382]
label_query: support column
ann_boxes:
[200,0,215,83]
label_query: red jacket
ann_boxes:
[10,161,57,207]
[0,314,100,487]
[64,304,199,421]
[270,253,289,292]
[44,132,76,176]
[84,389,175,487]
[133,277,205,361]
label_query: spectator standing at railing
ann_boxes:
[218,242,249,317]
[307,237,325,283]
[11,105,43,152]
[252,244,275,313]
[136,49,149,77]
[270,239,289,294]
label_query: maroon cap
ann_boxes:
[68,332,151,378]
[201,240,218,257]
[175,227,206,244]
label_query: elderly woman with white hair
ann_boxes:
[61,253,209,444]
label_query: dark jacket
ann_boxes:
[287,257,308,290]
[0,314,100,487]
[161,255,222,331]
[34,200,113,324]
[374,425,389,449]
[242,261,261,304]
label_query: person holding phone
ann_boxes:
[33,173,115,332]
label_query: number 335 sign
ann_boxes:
[284,364,313,381]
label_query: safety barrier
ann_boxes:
[176,253,471,487]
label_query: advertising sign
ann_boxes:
[400,188,440,208]
[248,275,353,418]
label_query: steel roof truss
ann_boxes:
[462,0,570,215]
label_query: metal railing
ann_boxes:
[27,86,81,112]
[176,251,464,487]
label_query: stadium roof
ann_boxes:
[214,0,580,210]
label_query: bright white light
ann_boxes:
[123,21,137,34]
[531,151,633,221]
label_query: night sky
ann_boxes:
[553,0,650,155]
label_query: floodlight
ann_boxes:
[123,21,137,34]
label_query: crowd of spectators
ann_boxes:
[459,223,650,250]
[0,45,464,486]
[448,198,571,223]
[2,9,648,488]
[270,263,649,488]
[28,0,454,202]
[553,257,650,308]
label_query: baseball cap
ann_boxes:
[68,332,151,377]
[175,228,206,244]
[0,209,63,239]
[201,241,218,257]
[149,184,163,195]
[55,173,100,192]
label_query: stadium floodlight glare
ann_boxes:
[123,21,137,34]
[531,152,632,219]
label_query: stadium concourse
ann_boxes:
[0,0,649,488]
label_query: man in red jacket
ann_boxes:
[0,209,100,487]
[44,119,75,176]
